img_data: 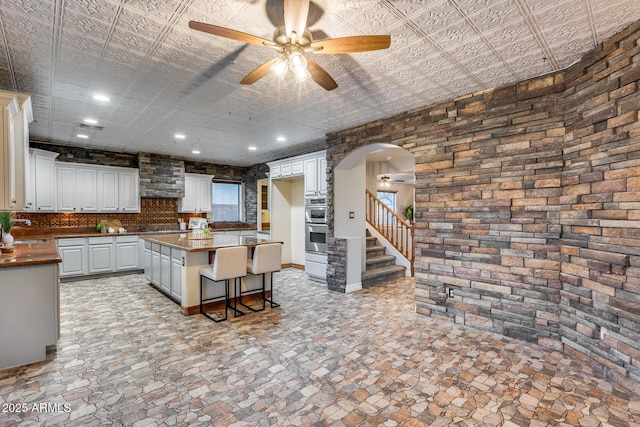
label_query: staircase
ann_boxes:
[362,229,406,287]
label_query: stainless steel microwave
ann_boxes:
[305,205,328,224]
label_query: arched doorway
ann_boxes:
[329,143,415,292]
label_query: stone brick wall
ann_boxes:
[326,21,640,393]
[558,23,640,393]
[139,153,185,198]
[30,142,138,167]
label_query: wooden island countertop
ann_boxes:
[0,239,61,268]
[140,233,277,253]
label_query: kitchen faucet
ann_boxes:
[13,219,32,226]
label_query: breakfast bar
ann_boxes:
[139,233,281,315]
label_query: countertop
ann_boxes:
[11,225,258,240]
[140,233,278,252]
[0,239,61,268]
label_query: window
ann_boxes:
[212,181,243,222]
[377,191,396,211]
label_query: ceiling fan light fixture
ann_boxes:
[272,58,289,77]
[289,51,307,74]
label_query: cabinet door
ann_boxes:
[116,242,139,271]
[151,250,161,286]
[170,256,182,302]
[271,164,281,178]
[119,170,140,212]
[179,175,197,212]
[144,248,152,282]
[197,177,212,212]
[304,158,318,196]
[88,244,115,274]
[318,157,327,196]
[77,168,98,212]
[34,152,57,211]
[56,165,76,212]
[291,161,304,176]
[97,169,119,212]
[59,246,87,277]
[160,254,171,294]
[280,163,292,177]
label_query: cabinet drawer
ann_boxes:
[280,163,292,176]
[161,245,171,256]
[291,161,304,175]
[88,236,114,245]
[171,248,182,260]
[116,235,138,243]
[305,252,328,264]
[57,238,86,247]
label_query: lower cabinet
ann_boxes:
[305,252,327,283]
[58,238,88,278]
[88,237,116,274]
[57,235,142,278]
[143,240,184,303]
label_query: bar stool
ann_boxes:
[199,246,247,322]
[240,243,282,312]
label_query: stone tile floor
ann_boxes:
[1,269,639,426]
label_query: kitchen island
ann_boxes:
[139,233,281,315]
[0,240,61,370]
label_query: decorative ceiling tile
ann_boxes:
[2,0,640,165]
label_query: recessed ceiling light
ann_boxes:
[92,94,110,102]
[191,150,200,154]
[175,134,186,139]
[77,134,89,139]
[84,118,98,124]
[248,146,257,151]
[276,136,286,142]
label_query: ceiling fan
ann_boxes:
[188,0,391,91]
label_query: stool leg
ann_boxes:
[229,277,245,317]
[200,275,227,323]
[238,274,265,313]
[264,271,280,308]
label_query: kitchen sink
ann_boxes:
[13,239,48,244]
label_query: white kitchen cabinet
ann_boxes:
[268,158,306,180]
[179,173,213,213]
[119,169,140,212]
[151,244,161,286]
[143,241,152,282]
[116,235,139,271]
[88,236,116,274]
[56,165,77,212]
[97,169,119,212]
[0,90,32,211]
[304,153,327,197]
[32,149,59,212]
[270,164,281,179]
[160,246,171,294]
[76,167,99,212]
[57,238,88,278]
[170,249,183,302]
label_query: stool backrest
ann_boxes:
[251,243,282,275]
[212,246,248,281]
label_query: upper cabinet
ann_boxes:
[49,160,140,213]
[30,149,59,212]
[179,173,213,213]
[268,150,327,197]
[0,90,33,211]
[304,153,327,197]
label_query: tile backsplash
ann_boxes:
[13,198,202,228]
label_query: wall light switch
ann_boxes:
[349,212,355,219]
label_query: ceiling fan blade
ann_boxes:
[189,21,274,47]
[306,58,338,91]
[284,0,310,39]
[309,35,391,54]
[240,58,280,85]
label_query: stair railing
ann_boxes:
[365,189,414,275]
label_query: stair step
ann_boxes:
[366,245,385,257]
[366,236,378,247]
[366,254,396,269]
[361,265,406,287]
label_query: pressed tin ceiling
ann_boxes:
[0,0,639,167]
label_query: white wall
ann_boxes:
[271,179,292,264]
[290,179,305,266]
[335,161,367,271]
